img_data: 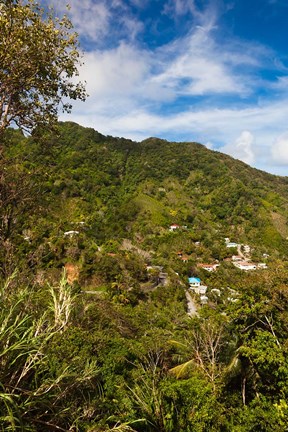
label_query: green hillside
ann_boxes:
[1,122,288,431]
[2,121,288,278]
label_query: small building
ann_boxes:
[188,278,208,295]
[188,277,201,287]
[232,255,242,262]
[196,285,208,295]
[181,254,190,262]
[226,242,238,248]
[234,261,257,271]
[190,285,208,296]
[198,263,219,272]
[64,230,79,237]
[257,263,268,269]
[200,295,209,305]
[169,224,180,231]
[191,285,208,295]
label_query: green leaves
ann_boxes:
[0,0,86,134]
[0,272,100,430]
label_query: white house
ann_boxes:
[188,277,208,295]
[64,230,79,237]
[198,263,219,272]
[257,263,268,269]
[196,285,208,295]
[192,285,208,295]
[234,261,257,271]
[226,242,238,248]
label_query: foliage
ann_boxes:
[0,272,100,430]
[0,0,86,134]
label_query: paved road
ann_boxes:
[185,290,198,316]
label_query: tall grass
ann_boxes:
[0,270,98,430]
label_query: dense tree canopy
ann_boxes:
[0,0,86,135]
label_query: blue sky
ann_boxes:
[49,0,288,176]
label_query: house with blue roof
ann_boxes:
[188,277,201,287]
[188,277,208,295]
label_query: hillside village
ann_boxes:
[164,228,270,308]
[189,238,267,304]
[93,223,272,313]
[2,122,288,431]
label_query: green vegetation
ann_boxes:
[0,0,86,135]
[1,121,288,430]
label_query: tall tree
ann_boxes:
[0,0,86,135]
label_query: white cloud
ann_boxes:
[271,133,288,164]
[220,131,255,165]
[57,0,272,103]
[46,0,143,44]
[143,20,264,98]
[154,49,244,96]
[271,76,288,90]
[66,99,285,142]
[205,141,214,150]
[69,1,111,41]
[46,0,111,41]
[52,0,288,175]
[81,44,150,98]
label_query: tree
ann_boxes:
[0,160,36,277]
[169,314,230,393]
[0,0,86,136]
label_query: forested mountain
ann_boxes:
[1,122,288,431]
[3,121,288,276]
